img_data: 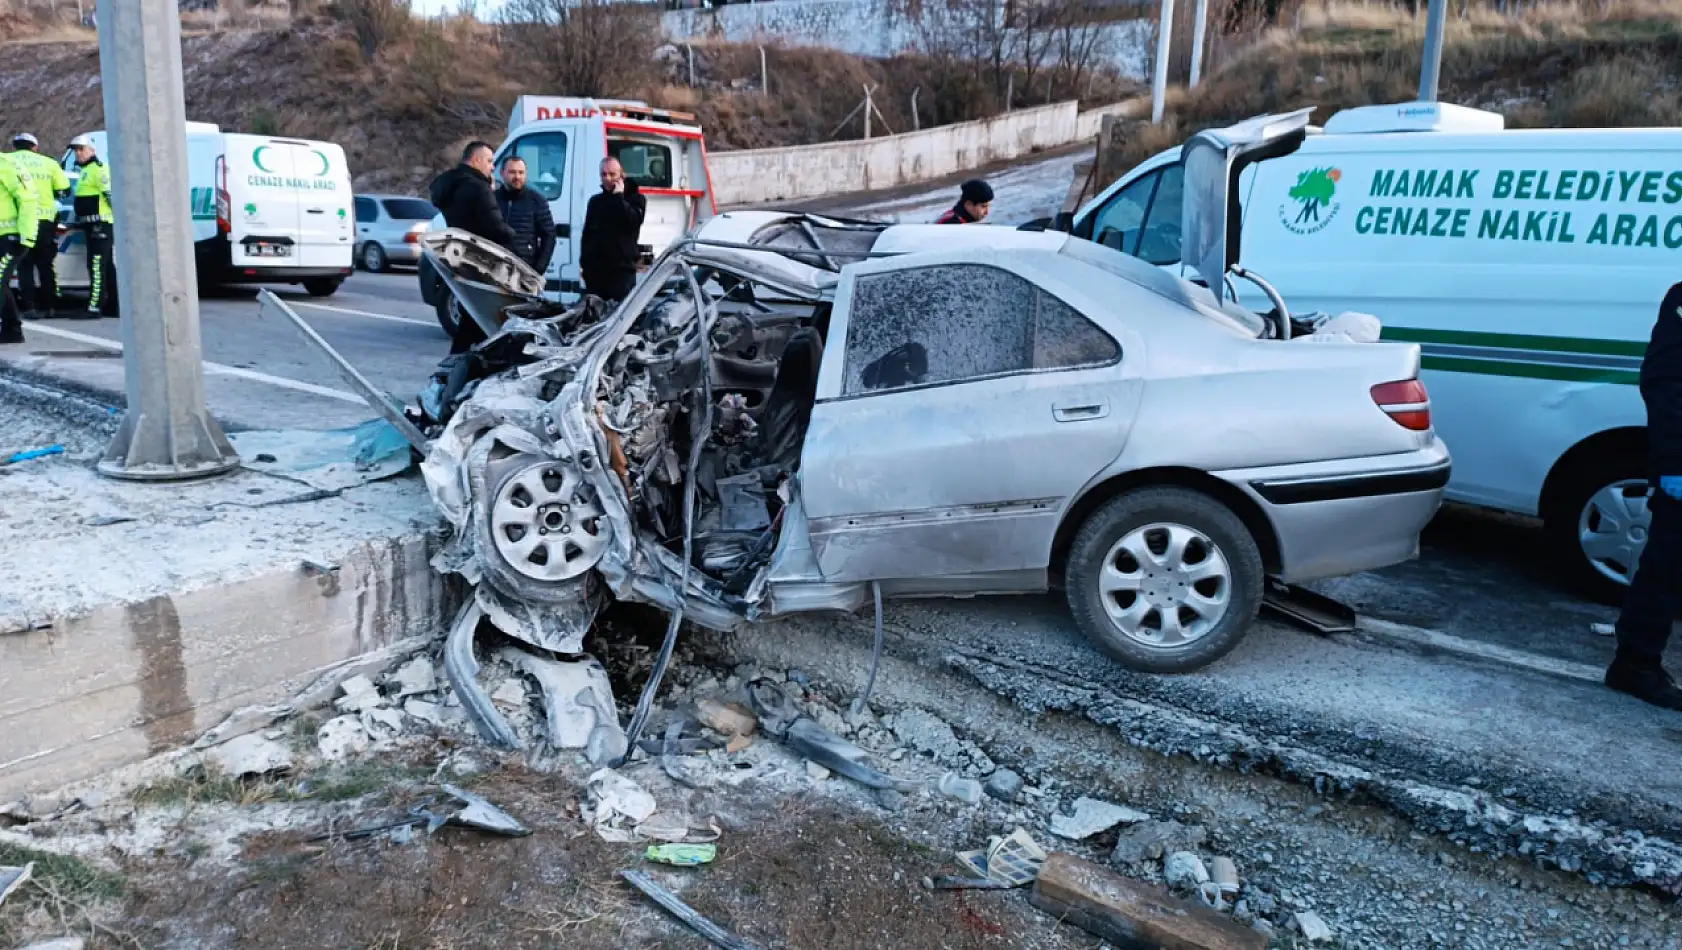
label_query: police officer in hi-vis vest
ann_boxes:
[69,134,117,318]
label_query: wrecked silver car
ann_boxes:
[403,108,1446,693]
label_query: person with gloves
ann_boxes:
[0,149,39,344]
[935,179,993,225]
[1606,282,1682,710]
[69,134,116,317]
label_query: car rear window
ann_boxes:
[382,198,435,221]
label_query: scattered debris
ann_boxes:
[984,768,1023,803]
[647,843,718,866]
[1590,621,1616,637]
[404,698,447,727]
[1030,853,1266,950]
[491,677,528,708]
[316,715,372,762]
[587,768,659,842]
[1049,796,1151,840]
[1165,850,1211,890]
[2,444,65,466]
[619,869,763,950]
[204,733,293,778]
[936,772,983,805]
[726,734,754,754]
[1203,856,1240,910]
[502,649,626,763]
[806,761,832,781]
[15,938,85,950]
[0,862,33,907]
[385,656,438,698]
[1295,910,1335,942]
[334,674,385,714]
[442,783,530,836]
[954,827,1048,888]
[1111,820,1209,865]
[361,706,407,741]
[884,707,993,772]
[927,875,1014,891]
[696,698,758,737]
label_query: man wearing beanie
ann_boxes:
[936,179,993,224]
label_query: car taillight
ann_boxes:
[404,231,421,244]
[1371,378,1431,431]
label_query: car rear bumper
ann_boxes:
[1219,440,1452,584]
[383,242,422,263]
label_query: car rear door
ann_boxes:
[797,252,1138,587]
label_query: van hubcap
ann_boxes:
[1578,480,1652,586]
[1098,523,1231,647]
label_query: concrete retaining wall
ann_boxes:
[662,0,1154,78]
[711,100,1080,205]
[0,533,453,798]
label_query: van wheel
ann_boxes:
[303,277,342,298]
[1544,453,1651,605]
[360,242,388,273]
[434,294,460,337]
[1064,486,1264,674]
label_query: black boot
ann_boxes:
[0,321,23,345]
[18,308,38,322]
[1605,655,1682,711]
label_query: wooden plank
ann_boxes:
[1030,853,1266,950]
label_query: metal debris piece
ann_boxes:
[501,649,625,757]
[0,863,34,907]
[1049,797,1151,840]
[928,876,1013,891]
[442,784,530,836]
[619,869,763,950]
[2,445,64,466]
[647,843,717,866]
[441,602,521,749]
[785,717,915,792]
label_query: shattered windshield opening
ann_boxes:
[749,218,887,271]
[595,264,827,598]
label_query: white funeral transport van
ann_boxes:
[1065,101,1676,601]
[419,95,717,334]
[53,124,355,297]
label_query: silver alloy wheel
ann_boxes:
[1578,478,1652,586]
[362,243,385,271]
[1098,522,1232,647]
[489,460,608,582]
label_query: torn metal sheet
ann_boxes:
[619,869,763,950]
[257,290,432,454]
[0,863,33,907]
[441,783,530,836]
[499,648,627,761]
[440,601,521,749]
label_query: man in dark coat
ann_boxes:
[1606,281,1682,711]
[430,140,516,353]
[495,156,556,276]
[935,179,993,224]
[579,157,646,303]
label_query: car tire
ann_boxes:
[1543,452,1651,606]
[303,277,342,298]
[434,293,460,337]
[361,242,388,273]
[1064,486,1264,674]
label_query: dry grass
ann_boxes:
[1101,0,1682,180]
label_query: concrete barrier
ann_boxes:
[710,100,1082,205]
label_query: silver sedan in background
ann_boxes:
[353,194,434,272]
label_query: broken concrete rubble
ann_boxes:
[1048,796,1151,841]
[317,715,372,763]
[385,656,437,698]
[204,734,294,779]
[1111,820,1209,866]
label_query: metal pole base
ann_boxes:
[98,409,240,482]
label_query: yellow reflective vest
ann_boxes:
[0,154,39,246]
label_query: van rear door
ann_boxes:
[291,140,353,269]
[606,122,714,260]
[222,135,352,270]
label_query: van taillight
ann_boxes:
[1371,379,1431,431]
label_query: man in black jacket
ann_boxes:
[495,157,555,276]
[1607,281,1682,711]
[580,157,646,302]
[430,141,515,353]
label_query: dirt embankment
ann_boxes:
[0,16,1136,198]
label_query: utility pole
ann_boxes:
[863,84,874,139]
[96,0,239,481]
[1418,0,1447,101]
[1150,0,1175,123]
[1189,0,1209,88]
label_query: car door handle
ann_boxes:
[1053,403,1109,422]
[555,224,570,238]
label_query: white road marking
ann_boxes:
[23,323,366,405]
[289,300,433,326]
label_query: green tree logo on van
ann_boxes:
[1279,166,1343,235]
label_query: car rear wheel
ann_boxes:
[303,277,342,298]
[434,294,461,337]
[1065,486,1264,674]
[361,242,388,273]
[1544,452,1650,605]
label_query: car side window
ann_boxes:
[1135,163,1185,266]
[843,264,1117,396]
[354,196,378,223]
[1033,290,1120,369]
[505,132,568,203]
[1086,170,1159,256]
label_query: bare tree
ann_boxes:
[499,0,659,100]
[337,0,413,62]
